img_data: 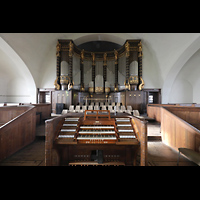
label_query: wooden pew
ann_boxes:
[0,106,36,162]
[22,103,51,125]
[147,104,200,155]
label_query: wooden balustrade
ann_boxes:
[0,106,36,161]
[147,104,200,153]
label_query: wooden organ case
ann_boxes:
[45,112,147,166]
[49,39,159,115]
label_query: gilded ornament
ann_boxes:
[69,41,73,57]
[81,49,84,63]
[89,87,94,93]
[125,41,130,57]
[80,85,85,92]
[114,49,118,64]
[60,75,70,85]
[139,77,145,90]
[129,75,139,85]
[138,41,143,57]
[105,87,110,93]
[56,41,61,57]
[54,77,60,90]
[124,79,130,90]
[103,53,107,66]
[91,52,95,65]
[68,81,74,90]
[95,87,104,93]
[114,84,119,92]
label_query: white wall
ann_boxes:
[0,72,9,102]
[169,78,193,103]
[193,80,200,103]
[168,48,200,104]
[0,38,36,103]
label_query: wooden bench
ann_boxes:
[177,148,200,166]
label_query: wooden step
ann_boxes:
[68,161,125,166]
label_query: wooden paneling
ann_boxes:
[132,116,147,166]
[147,104,162,122]
[109,91,126,106]
[148,104,200,153]
[32,103,51,120]
[50,89,161,115]
[51,90,89,113]
[125,91,145,114]
[161,107,200,152]
[0,106,36,161]
[166,107,200,125]
[0,106,28,124]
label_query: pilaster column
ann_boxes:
[91,52,96,92]
[138,41,144,90]
[80,49,84,91]
[125,41,130,90]
[103,53,107,93]
[114,49,119,92]
[69,41,73,85]
[54,41,61,90]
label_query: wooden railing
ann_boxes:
[147,104,200,153]
[130,116,147,166]
[0,106,36,162]
[161,107,200,152]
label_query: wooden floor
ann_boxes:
[0,121,198,166]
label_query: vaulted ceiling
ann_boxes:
[0,33,200,103]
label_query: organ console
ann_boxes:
[45,110,147,166]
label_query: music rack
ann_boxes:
[84,110,111,120]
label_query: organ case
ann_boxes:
[45,111,147,166]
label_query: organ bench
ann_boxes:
[45,110,147,166]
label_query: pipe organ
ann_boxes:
[45,110,147,166]
[45,39,151,166]
[54,39,144,93]
[50,39,161,114]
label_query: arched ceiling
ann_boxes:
[0,33,200,103]
[0,37,36,103]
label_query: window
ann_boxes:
[149,95,153,104]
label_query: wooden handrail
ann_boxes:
[0,106,36,161]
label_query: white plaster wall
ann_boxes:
[0,38,36,103]
[7,77,31,102]
[193,79,200,103]
[185,49,200,104]
[168,48,200,104]
[0,72,9,102]
[0,67,32,103]
[39,45,56,88]
[169,78,193,103]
